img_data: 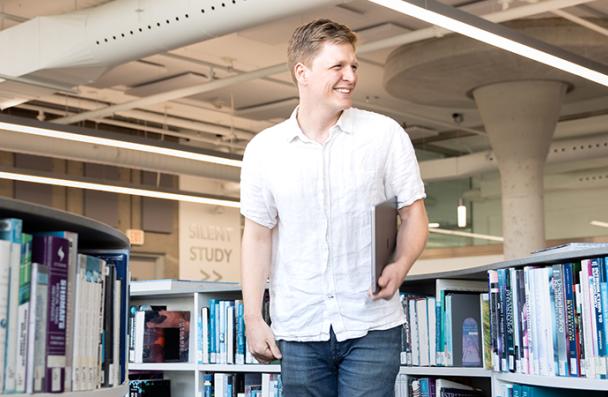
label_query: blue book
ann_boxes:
[208,299,217,363]
[236,300,245,364]
[602,257,608,376]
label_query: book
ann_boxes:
[39,231,78,391]
[32,234,69,393]
[447,293,483,367]
[0,239,12,392]
[140,309,191,363]
[30,263,49,393]
[1,217,23,393]
[15,233,32,392]
[129,378,171,396]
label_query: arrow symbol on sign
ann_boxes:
[212,270,223,281]
[200,269,210,280]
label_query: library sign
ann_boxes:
[179,202,241,282]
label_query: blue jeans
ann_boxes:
[279,326,401,397]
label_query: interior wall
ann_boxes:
[0,150,179,280]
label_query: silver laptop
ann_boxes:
[370,197,398,294]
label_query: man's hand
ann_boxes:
[245,317,282,364]
[370,262,406,301]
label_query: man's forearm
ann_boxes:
[241,221,272,322]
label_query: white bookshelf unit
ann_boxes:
[0,197,130,397]
[130,244,608,397]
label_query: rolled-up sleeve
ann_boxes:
[240,138,278,229]
[384,122,426,208]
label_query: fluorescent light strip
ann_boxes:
[369,0,608,87]
[0,171,240,208]
[590,220,608,228]
[428,222,440,228]
[429,227,504,242]
[0,121,242,168]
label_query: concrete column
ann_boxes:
[473,80,566,259]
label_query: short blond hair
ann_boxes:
[287,19,357,82]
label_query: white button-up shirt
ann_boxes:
[240,107,426,342]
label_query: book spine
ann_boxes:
[428,297,436,367]
[39,236,69,393]
[516,269,527,374]
[488,270,500,372]
[591,258,607,377]
[510,269,520,373]
[201,307,209,364]
[15,233,32,392]
[236,300,245,365]
[505,268,515,372]
[497,269,508,372]
[209,299,217,364]
[4,240,22,392]
[563,263,579,376]
[0,240,11,392]
[580,260,594,378]
[601,257,608,378]
[552,264,569,377]
[32,263,49,393]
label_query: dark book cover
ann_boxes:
[143,310,190,363]
[102,263,115,386]
[32,235,69,393]
[129,378,171,397]
[448,293,482,367]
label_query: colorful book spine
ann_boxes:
[563,263,579,377]
[209,299,217,364]
[590,257,606,377]
[236,300,245,365]
[32,235,69,393]
[552,264,568,377]
[15,233,32,392]
[0,239,13,392]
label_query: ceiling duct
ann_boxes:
[0,0,339,97]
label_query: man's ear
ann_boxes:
[294,62,308,86]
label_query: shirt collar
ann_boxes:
[284,106,355,143]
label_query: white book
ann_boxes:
[33,264,49,393]
[134,311,145,364]
[219,300,226,364]
[25,262,39,394]
[261,373,271,397]
[214,372,226,397]
[111,279,121,386]
[227,304,234,364]
[4,241,22,392]
[539,267,555,376]
[201,307,209,364]
[71,255,86,391]
[0,240,12,392]
[416,298,429,366]
[409,299,419,366]
[427,297,436,366]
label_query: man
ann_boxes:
[240,19,428,396]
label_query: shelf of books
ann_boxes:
[0,197,130,396]
[130,243,608,397]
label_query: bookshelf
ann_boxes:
[0,197,130,396]
[130,244,608,397]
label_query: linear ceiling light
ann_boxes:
[0,118,242,168]
[590,220,608,228]
[369,0,608,87]
[429,227,504,242]
[0,170,240,208]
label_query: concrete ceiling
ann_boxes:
[0,0,607,177]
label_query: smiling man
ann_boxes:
[240,19,429,396]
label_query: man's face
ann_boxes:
[301,41,359,112]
